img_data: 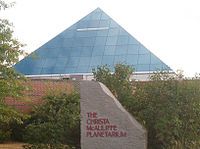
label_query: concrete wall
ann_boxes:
[80,81,147,149]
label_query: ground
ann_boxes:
[0,142,25,149]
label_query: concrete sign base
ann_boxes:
[80,81,147,149]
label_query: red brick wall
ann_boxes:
[5,80,74,113]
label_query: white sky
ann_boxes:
[1,0,200,77]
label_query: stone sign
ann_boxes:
[80,81,147,149]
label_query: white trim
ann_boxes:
[77,27,109,31]
[25,70,174,78]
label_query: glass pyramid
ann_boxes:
[14,8,172,75]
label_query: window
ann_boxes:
[115,45,127,55]
[138,54,151,64]
[78,57,91,66]
[126,55,138,65]
[106,36,118,45]
[92,46,105,56]
[104,45,116,55]
[90,56,102,66]
[102,55,114,66]
[108,28,119,36]
[127,44,139,54]
[117,35,129,45]
[94,36,107,46]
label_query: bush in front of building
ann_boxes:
[93,64,200,149]
[23,92,80,149]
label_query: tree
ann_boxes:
[0,0,26,142]
[93,64,135,107]
[0,1,25,101]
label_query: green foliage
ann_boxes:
[93,64,134,106]
[0,0,25,101]
[0,1,26,143]
[23,92,80,149]
[93,65,200,149]
[0,103,25,142]
[133,72,200,149]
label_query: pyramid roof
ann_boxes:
[14,8,172,75]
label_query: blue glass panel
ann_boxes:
[150,54,162,64]
[26,67,42,75]
[73,37,84,46]
[95,36,107,46]
[97,29,108,36]
[15,58,44,75]
[81,46,93,57]
[58,47,71,57]
[106,36,118,45]
[78,57,91,66]
[77,20,88,28]
[63,38,74,47]
[119,28,128,35]
[102,55,114,66]
[34,48,47,58]
[83,37,95,46]
[53,67,66,74]
[128,37,139,44]
[92,46,105,56]
[99,20,110,27]
[43,58,57,67]
[70,47,82,57]
[138,54,151,64]
[88,20,100,28]
[82,15,91,21]
[90,56,102,66]
[117,36,129,45]
[126,55,138,65]
[91,12,102,20]
[66,57,80,67]
[75,30,97,37]
[115,45,127,55]
[30,58,44,68]
[114,55,127,65]
[55,58,68,67]
[45,48,60,58]
[41,67,55,74]
[162,64,172,70]
[75,66,89,73]
[61,30,75,38]
[64,67,76,73]
[101,13,110,20]
[110,20,119,28]
[139,46,150,54]
[137,65,150,71]
[108,28,119,36]
[127,44,139,54]
[67,24,77,30]
[46,37,63,49]
[75,31,86,37]
[86,30,97,37]
[104,46,116,55]
[150,64,163,71]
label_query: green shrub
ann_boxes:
[23,92,80,149]
[93,65,200,149]
[0,103,25,142]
